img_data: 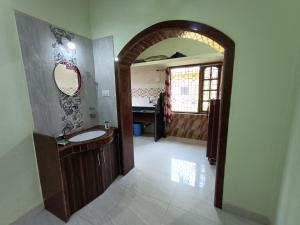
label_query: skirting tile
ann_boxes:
[10,203,44,225]
[223,203,271,225]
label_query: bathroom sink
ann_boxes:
[68,130,106,142]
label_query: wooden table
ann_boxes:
[132,106,164,142]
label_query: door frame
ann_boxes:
[115,20,235,208]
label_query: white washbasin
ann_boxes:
[68,130,106,142]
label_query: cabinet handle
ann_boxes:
[97,153,101,166]
[102,151,106,164]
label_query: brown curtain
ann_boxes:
[164,68,173,123]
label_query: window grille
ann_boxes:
[170,64,221,113]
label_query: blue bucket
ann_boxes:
[133,123,143,136]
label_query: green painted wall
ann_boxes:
[0,1,90,224]
[137,38,218,59]
[1,1,300,224]
[275,75,300,225]
[89,0,300,222]
[274,34,300,225]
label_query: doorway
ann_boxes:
[115,20,235,208]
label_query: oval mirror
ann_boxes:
[54,62,81,96]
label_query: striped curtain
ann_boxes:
[164,68,173,123]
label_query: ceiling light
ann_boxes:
[67,41,76,50]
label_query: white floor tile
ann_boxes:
[13,136,264,225]
[161,205,220,225]
[108,205,147,225]
[126,192,169,225]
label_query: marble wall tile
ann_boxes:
[93,36,118,127]
[166,113,208,141]
[15,11,98,136]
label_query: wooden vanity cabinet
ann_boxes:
[33,127,120,222]
[60,148,104,214]
[101,138,120,190]
[100,146,112,191]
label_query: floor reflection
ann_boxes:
[171,158,207,188]
[199,173,206,188]
[199,164,206,188]
[171,158,196,186]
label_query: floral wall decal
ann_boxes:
[50,25,75,45]
[50,25,83,134]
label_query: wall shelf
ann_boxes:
[131,53,223,69]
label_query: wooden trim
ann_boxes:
[214,46,235,208]
[33,133,70,221]
[116,63,134,175]
[115,20,235,208]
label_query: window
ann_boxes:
[171,66,200,112]
[170,64,221,113]
[201,66,221,111]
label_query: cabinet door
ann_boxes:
[101,145,113,191]
[62,149,101,214]
[110,134,120,181]
[94,149,104,195]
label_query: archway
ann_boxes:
[115,20,235,208]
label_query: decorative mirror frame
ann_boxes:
[53,61,82,96]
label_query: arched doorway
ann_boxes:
[115,20,235,208]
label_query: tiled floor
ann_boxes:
[14,136,262,225]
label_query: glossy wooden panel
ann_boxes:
[34,127,121,221]
[61,148,102,214]
[116,64,134,174]
[110,132,121,180]
[207,100,221,164]
[33,133,69,221]
[101,146,113,190]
